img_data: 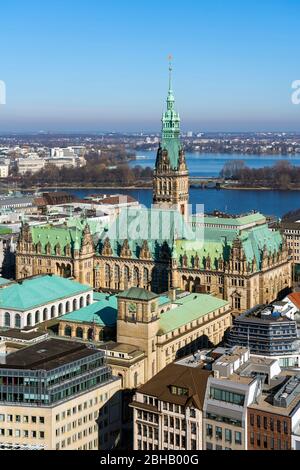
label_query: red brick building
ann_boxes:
[247,408,291,450]
[247,373,300,450]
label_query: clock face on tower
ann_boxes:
[128,302,137,314]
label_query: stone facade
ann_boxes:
[100,288,232,390]
[15,218,292,315]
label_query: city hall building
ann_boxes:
[15,68,292,314]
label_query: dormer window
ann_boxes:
[170,386,188,396]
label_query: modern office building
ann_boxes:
[0,338,121,450]
[202,347,265,450]
[226,303,300,367]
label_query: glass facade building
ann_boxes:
[0,340,112,406]
[226,306,298,356]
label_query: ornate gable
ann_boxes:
[102,237,113,257]
[140,240,151,260]
[120,239,132,258]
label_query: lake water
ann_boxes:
[45,152,300,218]
[129,151,300,177]
[60,187,300,218]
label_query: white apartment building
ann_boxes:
[17,156,45,175]
[203,347,280,450]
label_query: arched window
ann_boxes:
[105,264,111,288]
[114,265,120,290]
[124,266,130,289]
[115,265,120,278]
[51,306,56,319]
[143,268,149,289]
[87,328,94,341]
[64,326,72,337]
[80,297,84,308]
[35,311,40,324]
[4,312,10,327]
[65,302,70,313]
[43,308,48,322]
[76,327,83,339]
[133,267,139,287]
[15,314,21,328]
[27,313,32,327]
[86,294,91,306]
[73,299,77,311]
[58,303,63,316]
[65,264,72,278]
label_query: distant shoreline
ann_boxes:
[13,184,300,192]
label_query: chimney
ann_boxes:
[169,288,177,302]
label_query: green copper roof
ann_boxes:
[61,293,117,327]
[175,223,283,271]
[67,217,107,235]
[117,287,158,301]
[159,293,229,334]
[31,225,82,255]
[29,217,105,255]
[100,207,186,260]
[192,213,266,227]
[0,275,91,311]
[159,295,171,306]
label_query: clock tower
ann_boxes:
[153,60,189,220]
[116,287,160,381]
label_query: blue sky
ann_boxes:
[0,0,300,132]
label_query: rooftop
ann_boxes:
[249,371,300,417]
[117,287,158,302]
[0,338,99,371]
[288,292,300,310]
[60,293,117,327]
[201,212,266,227]
[0,328,48,341]
[0,275,91,311]
[159,294,229,334]
[234,304,295,323]
[137,362,212,409]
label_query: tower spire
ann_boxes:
[168,54,173,92]
[153,60,189,220]
[167,55,175,111]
